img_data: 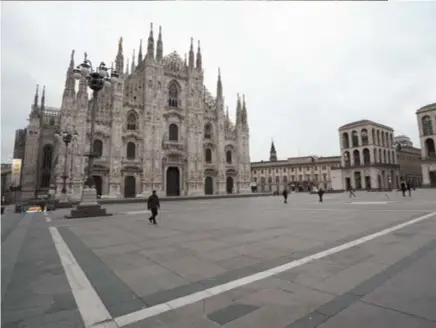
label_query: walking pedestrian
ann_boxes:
[147,190,160,225]
[282,189,288,204]
[318,188,324,203]
[406,181,412,197]
[348,187,356,198]
[400,180,406,197]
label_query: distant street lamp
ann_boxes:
[68,53,119,218]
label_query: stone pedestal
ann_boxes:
[67,187,112,219]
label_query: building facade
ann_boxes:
[393,135,422,187]
[339,120,400,190]
[251,142,341,193]
[17,24,251,199]
[416,103,436,187]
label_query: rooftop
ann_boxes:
[416,103,436,114]
[339,119,393,131]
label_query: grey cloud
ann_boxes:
[1,2,436,163]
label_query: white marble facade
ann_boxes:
[19,24,251,199]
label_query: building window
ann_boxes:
[253,170,257,174]
[205,148,212,163]
[127,112,137,130]
[168,82,179,108]
[93,139,103,158]
[363,148,370,165]
[126,142,136,159]
[323,173,327,181]
[169,124,179,141]
[344,151,350,167]
[351,130,359,147]
[204,123,213,139]
[424,138,436,158]
[361,129,368,146]
[342,132,350,148]
[422,116,433,136]
[226,150,232,164]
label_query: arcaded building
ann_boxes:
[251,142,341,193]
[339,120,400,190]
[416,103,436,187]
[393,135,422,187]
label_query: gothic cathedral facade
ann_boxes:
[18,24,251,199]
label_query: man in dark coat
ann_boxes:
[147,190,160,225]
[400,180,406,197]
[282,189,288,204]
[318,188,325,203]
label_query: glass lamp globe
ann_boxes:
[104,79,112,88]
[110,76,119,84]
[73,68,82,80]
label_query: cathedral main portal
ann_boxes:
[166,167,180,196]
[124,176,136,198]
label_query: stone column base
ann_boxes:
[67,187,112,218]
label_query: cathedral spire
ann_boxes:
[184,53,187,66]
[125,58,130,75]
[41,85,46,110]
[189,37,194,69]
[115,37,124,74]
[241,94,247,124]
[33,84,39,109]
[147,22,155,60]
[236,93,242,125]
[270,140,277,162]
[62,49,76,100]
[196,40,202,70]
[156,26,163,61]
[138,39,143,63]
[216,67,223,99]
[131,49,135,72]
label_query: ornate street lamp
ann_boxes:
[55,130,78,195]
[68,53,119,218]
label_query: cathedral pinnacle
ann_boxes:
[156,25,163,61]
[196,40,202,70]
[33,84,39,108]
[216,67,223,99]
[236,93,242,125]
[147,22,155,59]
[115,37,124,74]
[241,94,248,125]
[41,85,46,109]
[131,49,135,72]
[125,58,130,75]
[189,37,194,68]
[138,39,143,63]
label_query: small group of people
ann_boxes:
[400,180,413,197]
[282,187,325,203]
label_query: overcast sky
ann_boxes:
[2,1,436,163]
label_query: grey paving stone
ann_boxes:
[362,247,436,322]
[207,303,259,326]
[1,214,84,327]
[284,311,329,328]
[318,301,436,328]
[141,281,205,306]
[57,226,146,317]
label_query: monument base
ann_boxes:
[66,186,112,219]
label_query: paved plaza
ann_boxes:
[2,190,436,328]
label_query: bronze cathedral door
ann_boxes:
[166,167,180,196]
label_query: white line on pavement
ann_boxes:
[114,211,436,327]
[45,216,52,223]
[49,226,119,328]
[123,210,169,215]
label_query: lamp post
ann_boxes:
[68,53,119,218]
[55,130,78,195]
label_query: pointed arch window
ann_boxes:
[127,142,136,159]
[168,83,179,108]
[204,123,213,139]
[205,148,212,163]
[169,124,179,141]
[226,150,232,164]
[127,112,137,130]
[40,144,53,188]
[93,139,103,158]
